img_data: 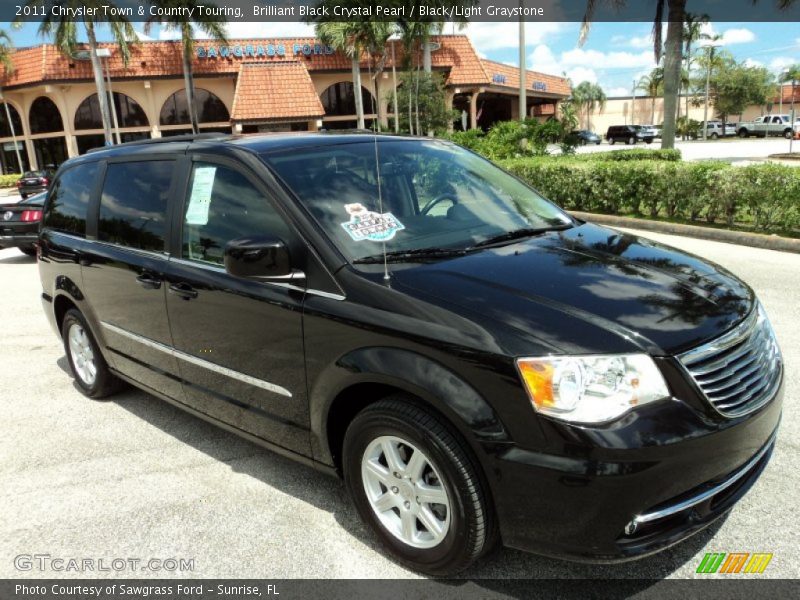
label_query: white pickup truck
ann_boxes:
[736,114,800,139]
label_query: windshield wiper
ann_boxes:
[469,224,573,250]
[353,247,466,264]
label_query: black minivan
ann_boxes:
[38,133,782,575]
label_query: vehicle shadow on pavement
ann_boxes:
[63,362,725,582]
[0,253,35,264]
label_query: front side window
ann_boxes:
[181,163,291,266]
[98,161,174,252]
[262,140,571,263]
[43,162,99,237]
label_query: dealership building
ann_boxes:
[0,35,570,172]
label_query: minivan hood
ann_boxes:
[391,223,753,356]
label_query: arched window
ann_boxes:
[0,102,23,138]
[29,96,64,134]
[74,92,149,130]
[159,89,230,125]
[320,82,376,116]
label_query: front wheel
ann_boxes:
[711,132,719,140]
[627,136,636,145]
[738,129,749,138]
[343,397,495,575]
[608,138,616,145]
[62,309,124,398]
[785,129,794,140]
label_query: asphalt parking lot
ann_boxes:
[1,229,797,581]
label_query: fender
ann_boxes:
[50,279,116,368]
[309,346,511,466]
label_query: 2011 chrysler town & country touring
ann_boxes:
[38,133,783,575]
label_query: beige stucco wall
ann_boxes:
[583,95,712,134]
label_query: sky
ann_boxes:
[8,20,800,97]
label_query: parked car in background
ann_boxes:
[37,133,782,575]
[737,115,800,139]
[637,125,660,139]
[0,191,45,255]
[566,130,601,145]
[705,121,736,139]
[606,125,654,145]
[16,169,54,199]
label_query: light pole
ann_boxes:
[702,44,713,141]
[519,4,526,122]
[631,79,636,126]
[96,48,121,145]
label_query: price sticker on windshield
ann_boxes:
[341,203,405,242]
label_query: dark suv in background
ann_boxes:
[38,133,782,575]
[606,125,654,145]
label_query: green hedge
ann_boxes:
[569,148,682,162]
[0,174,20,188]
[499,158,800,234]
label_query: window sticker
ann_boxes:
[185,166,217,225]
[340,203,405,242]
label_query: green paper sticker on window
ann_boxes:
[185,166,217,225]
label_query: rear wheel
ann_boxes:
[711,132,719,140]
[738,129,749,138]
[20,193,27,200]
[609,138,616,145]
[62,309,124,398]
[784,129,793,140]
[343,396,495,575]
[627,136,636,145]
[20,246,36,256]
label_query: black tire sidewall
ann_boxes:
[61,310,115,398]
[343,408,477,574]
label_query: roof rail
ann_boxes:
[86,132,232,153]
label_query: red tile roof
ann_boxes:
[0,36,569,94]
[231,62,323,122]
[480,59,571,97]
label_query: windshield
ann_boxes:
[262,139,572,263]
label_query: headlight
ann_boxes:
[516,354,670,424]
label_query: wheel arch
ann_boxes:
[310,347,510,473]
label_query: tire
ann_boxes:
[645,138,653,144]
[608,138,616,145]
[20,193,27,200]
[20,246,36,257]
[627,136,635,145]
[62,308,124,399]
[711,132,719,140]
[785,129,793,140]
[738,129,749,138]
[343,396,496,575]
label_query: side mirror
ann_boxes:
[224,235,297,281]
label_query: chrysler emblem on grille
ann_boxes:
[2,211,12,221]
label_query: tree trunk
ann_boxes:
[652,97,656,124]
[422,30,432,73]
[86,23,113,146]
[660,3,686,150]
[352,53,365,130]
[183,27,199,135]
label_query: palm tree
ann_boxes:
[146,1,227,135]
[572,81,606,131]
[637,68,664,124]
[18,0,137,146]
[580,0,687,149]
[0,30,23,173]
[681,14,707,121]
[363,23,396,131]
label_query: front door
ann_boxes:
[164,157,309,455]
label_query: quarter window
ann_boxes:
[43,162,99,236]
[181,163,290,265]
[98,161,174,252]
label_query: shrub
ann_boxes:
[498,157,800,235]
[570,148,682,162]
[0,174,20,188]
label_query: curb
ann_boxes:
[569,211,800,254]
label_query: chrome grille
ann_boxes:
[678,304,782,417]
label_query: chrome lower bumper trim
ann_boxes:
[626,430,777,534]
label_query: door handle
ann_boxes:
[169,282,198,300]
[136,273,162,290]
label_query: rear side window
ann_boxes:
[98,160,174,252]
[43,162,100,237]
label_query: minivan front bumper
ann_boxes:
[488,376,782,562]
